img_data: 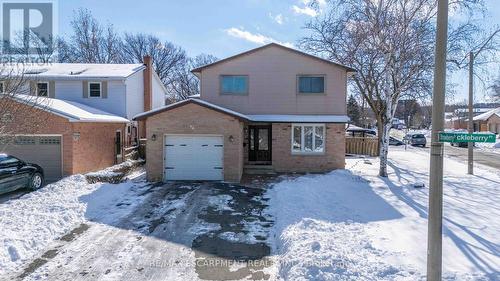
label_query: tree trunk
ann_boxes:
[378,120,391,177]
[376,117,383,156]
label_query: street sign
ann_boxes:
[438,132,496,143]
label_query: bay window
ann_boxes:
[292,124,325,153]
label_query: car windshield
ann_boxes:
[412,134,425,138]
[0,155,19,166]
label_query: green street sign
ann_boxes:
[438,132,496,143]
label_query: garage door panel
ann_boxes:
[164,135,223,181]
[0,136,62,183]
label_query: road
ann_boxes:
[443,145,500,170]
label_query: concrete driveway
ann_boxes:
[12,177,275,281]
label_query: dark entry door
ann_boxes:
[248,125,271,162]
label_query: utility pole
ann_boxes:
[427,0,448,280]
[467,52,474,175]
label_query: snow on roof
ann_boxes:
[1,63,145,80]
[247,114,350,123]
[134,98,350,123]
[13,95,129,123]
[473,107,500,121]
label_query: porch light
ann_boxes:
[151,134,157,141]
[228,135,234,143]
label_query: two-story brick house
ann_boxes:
[134,43,355,182]
[0,57,166,181]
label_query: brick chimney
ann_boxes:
[143,55,153,112]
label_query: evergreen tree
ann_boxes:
[347,95,361,126]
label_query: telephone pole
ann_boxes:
[467,52,474,175]
[427,0,448,280]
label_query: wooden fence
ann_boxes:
[346,137,379,157]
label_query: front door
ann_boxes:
[248,125,272,162]
[115,131,122,163]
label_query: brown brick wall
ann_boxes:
[145,103,244,182]
[1,100,74,175]
[271,123,345,172]
[1,99,125,176]
[487,114,500,133]
[71,122,125,174]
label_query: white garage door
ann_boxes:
[164,135,223,181]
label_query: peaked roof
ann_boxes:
[191,43,357,73]
[473,107,500,121]
[1,63,145,80]
[133,98,249,121]
[11,95,129,123]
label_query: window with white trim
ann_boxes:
[298,76,325,94]
[89,82,102,98]
[37,82,49,97]
[292,124,325,153]
[220,75,248,95]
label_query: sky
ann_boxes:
[56,0,500,103]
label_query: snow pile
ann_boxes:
[0,168,148,275]
[278,219,421,280]
[268,170,417,280]
[475,139,500,154]
[268,147,499,280]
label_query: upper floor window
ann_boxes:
[220,75,248,95]
[298,75,325,94]
[37,82,49,97]
[0,81,4,93]
[89,82,102,98]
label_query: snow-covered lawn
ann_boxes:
[268,147,499,280]
[0,164,148,276]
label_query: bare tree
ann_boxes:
[120,33,187,86]
[0,67,51,149]
[491,73,500,101]
[60,8,122,63]
[168,54,218,101]
[300,0,483,176]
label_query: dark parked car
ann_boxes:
[450,141,471,148]
[404,133,427,147]
[346,126,377,138]
[0,154,44,195]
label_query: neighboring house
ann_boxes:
[445,108,493,131]
[134,43,355,182]
[473,107,500,133]
[0,57,166,182]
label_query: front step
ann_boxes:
[244,165,276,175]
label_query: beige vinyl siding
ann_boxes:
[102,81,108,98]
[82,81,89,98]
[200,45,348,115]
[49,81,55,98]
